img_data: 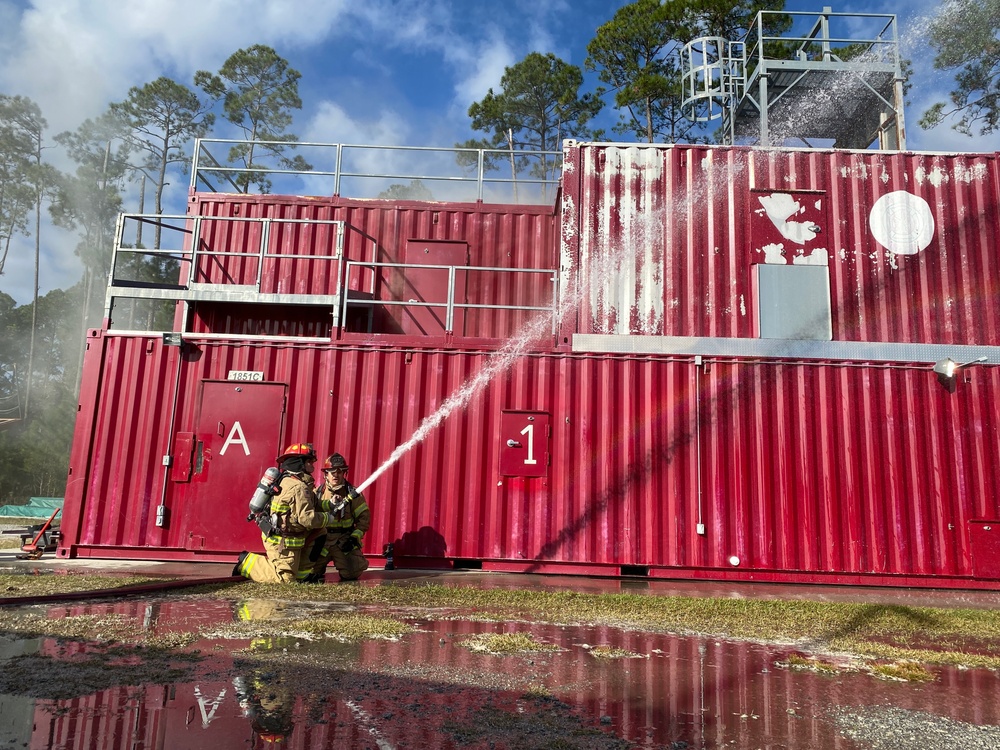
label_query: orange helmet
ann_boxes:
[275,443,316,463]
[322,453,349,471]
[256,732,289,745]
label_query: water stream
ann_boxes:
[355,5,950,497]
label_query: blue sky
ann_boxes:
[0,0,995,305]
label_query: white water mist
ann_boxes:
[355,149,744,494]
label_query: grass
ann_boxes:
[2,573,1000,671]
[461,632,562,655]
[588,645,645,659]
[779,653,842,674]
[0,573,163,598]
[870,661,935,682]
[203,581,1000,669]
[0,610,199,648]
[208,612,414,642]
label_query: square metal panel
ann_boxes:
[755,264,832,341]
[970,521,1000,579]
[499,411,549,478]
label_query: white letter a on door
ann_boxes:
[220,421,250,456]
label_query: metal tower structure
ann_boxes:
[682,7,906,150]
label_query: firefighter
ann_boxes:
[303,452,370,582]
[233,666,295,747]
[233,442,335,583]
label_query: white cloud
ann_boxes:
[303,100,411,146]
[0,0,363,134]
[2,228,83,304]
[449,35,517,115]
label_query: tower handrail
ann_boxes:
[189,140,563,205]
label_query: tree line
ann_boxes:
[0,0,991,504]
[0,42,313,503]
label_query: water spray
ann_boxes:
[354,156,745,496]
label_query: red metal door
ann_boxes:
[184,381,286,552]
[400,239,469,335]
[499,411,549,478]
[969,521,1000,579]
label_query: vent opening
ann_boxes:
[620,565,649,577]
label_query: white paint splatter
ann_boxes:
[758,193,818,244]
[840,163,869,180]
[869,191,935,255]
[954,162,987,183]
[915,166,948,187]
[792,248,829,266]
[762,243,785,264]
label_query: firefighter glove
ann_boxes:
[337,534,361,553]
[308,534,328,562]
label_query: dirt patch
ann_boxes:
[0,638,203,700]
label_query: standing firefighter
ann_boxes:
[303,452,370,582]
[234,442,335,583]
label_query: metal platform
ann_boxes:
[683,9,906,149]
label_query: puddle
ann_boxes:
[0,596,998,749]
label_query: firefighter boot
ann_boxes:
[233,551,250,578]
[304,564,328,584]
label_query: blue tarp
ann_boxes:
[0,497,62,520]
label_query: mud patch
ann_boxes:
[444,700,634,749]
[0,639,202,700]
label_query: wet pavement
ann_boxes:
[0,553,999,749]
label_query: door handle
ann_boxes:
[507,439,521,448]
[217,421,225,437]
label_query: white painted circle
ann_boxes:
[728,555,741,567]
[869,191,934,255]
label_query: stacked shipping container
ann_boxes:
[58,141,1000,588]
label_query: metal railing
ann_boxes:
[342,260,560,336]
[109,214,345,295]
[190,140,563,205]
[106,213,560,340]
[742,9,900,80]
[682,10,901,132]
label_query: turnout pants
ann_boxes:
[240,538,304,583]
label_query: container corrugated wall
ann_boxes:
[188,197,557,341]
[60,331,1000,585]
[59,143,1000,588]
[562,144,1000,343]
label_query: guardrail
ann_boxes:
[191,139,563,205]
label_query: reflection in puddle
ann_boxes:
[0,597,997,749]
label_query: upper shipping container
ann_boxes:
[563,143,1000,346]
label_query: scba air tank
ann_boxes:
[247,467,281,519]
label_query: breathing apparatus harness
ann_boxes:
[246,467,286,537]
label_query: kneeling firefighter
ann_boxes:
[234,442,336,583]
[302,452,370,582]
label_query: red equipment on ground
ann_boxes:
[15,508,61,559]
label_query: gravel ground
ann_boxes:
[833,706,1000,750]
